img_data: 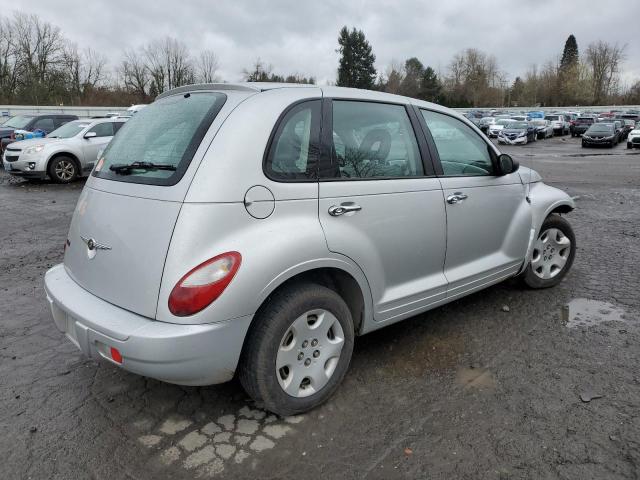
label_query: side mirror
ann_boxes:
[84,131,97,139]
[498,153,519,175]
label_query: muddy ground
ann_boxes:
[1,135,639,479]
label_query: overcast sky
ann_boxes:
[7,1,640,87]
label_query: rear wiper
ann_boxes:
[109,161,177,174]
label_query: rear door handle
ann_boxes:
[328,203,362,216]
[446,192,468,204]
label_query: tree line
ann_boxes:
[0,13,638,107]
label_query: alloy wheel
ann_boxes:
[54,160,75,181]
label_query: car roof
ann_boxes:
[156,82,450,114]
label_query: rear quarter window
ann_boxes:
[93,92,226,186]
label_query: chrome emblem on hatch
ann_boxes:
[80,236,111,259]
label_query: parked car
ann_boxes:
[478,116,496,134]
[3,118,125,183]
[527,111,545,119]
[582,123,620,148]
[620,119,635,140]
[598,119,624,139]
[510,115,529,122]
[570,117,596,137]
[627,124,640,149]
[497,121,537,144]
[544,114,570,136]
[0,114,78,154]
[43,83,576,416]
[530,119,554,139]
[488,119,514,138]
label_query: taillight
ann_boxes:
[10,131,15,140]
[168,252,241,316]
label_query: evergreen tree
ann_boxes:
[399,57,424,97]
[336,26,377,89]
[560,34,579,69]
[510,76,525,106]
[418,66,441,102]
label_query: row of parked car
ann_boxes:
[464,109,640,149]
[0,105,146,183]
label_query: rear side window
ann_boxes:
[327,101,423,179]
[113,122,125,133]
[94,92,226,186]
[87,122,114,137]
[32,118,55,131]
[264,100,321,181]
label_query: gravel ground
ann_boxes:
[1,134,639,479]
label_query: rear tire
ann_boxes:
[628,143,633,149]
[48,156,78,184]
[522,215,576,289]
[239,282,355,416]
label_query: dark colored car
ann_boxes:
[582,123,620,148]
[0,114,78,154]
[571,117,596,137]
[620,120,635,140]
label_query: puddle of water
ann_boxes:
[562,298,628,329]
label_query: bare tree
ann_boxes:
[144,37,194,94]
[64,44,107,102]
[0,15,19,102]
[585,41,626,104]
[196,49,219,83]
[120,47,150,100]
[12,12,66,103]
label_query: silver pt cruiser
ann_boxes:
[44,83,576,415]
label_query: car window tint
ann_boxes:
[421,110,494,176]
[328,101,423,179]
[32,118,55,131]
[88,122,114,137]
[112,122,125,133]
[265,100,320,181]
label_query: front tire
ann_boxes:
[628,143,633,149]
[48,156,78,184]
[522,215,576,289]
[239,282,355,416]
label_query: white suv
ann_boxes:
[3,118,125,183]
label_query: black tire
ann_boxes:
[522,215,576,289]
[47,156,78,184]
[581,140,586,148]
[239,282,355,416]
[628,143,632,149]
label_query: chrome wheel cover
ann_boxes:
[530,227,571,279]
[276,309,345,398]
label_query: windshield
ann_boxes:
[3,115,34,129]
[507,122,528,129]
[93,92,227,186]
[587,125,613,133]
[497,120,512,126]
[576,118,594,124]
[47,121,91,138]
[544,116,560,121]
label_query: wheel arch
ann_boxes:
[253,261,373,337]
[46,151,81,175]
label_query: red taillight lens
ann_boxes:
[168,252,241,316]
[110,347,123,364]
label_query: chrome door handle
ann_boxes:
[328,203,362,216]
[446,192,468,204]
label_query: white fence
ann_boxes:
[0,105,128,118]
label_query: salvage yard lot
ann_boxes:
[1,135,639,479]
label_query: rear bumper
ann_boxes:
[44,264,253,386]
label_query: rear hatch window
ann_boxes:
[93,92,226,186]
